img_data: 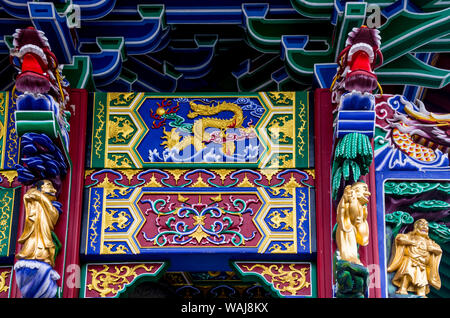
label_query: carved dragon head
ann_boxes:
[10,27,71,139]
[10,27,69,103]
[332,26,383,104]
[379,98,450,162]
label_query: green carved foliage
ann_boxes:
[334,259,369,298]
[332,133,373,200]
[409,200,450,212]
[428,222,450,244]
[385,211,414,238]
[384,181,450,196]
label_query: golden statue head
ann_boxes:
[351,181,371,205]
[36,179,57,197]
[413,218,429,237]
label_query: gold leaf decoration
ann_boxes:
[87,264,154,297]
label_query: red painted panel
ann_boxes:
[314,88,334,298]
[62,88,88,298]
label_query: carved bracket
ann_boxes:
[232,261,315,298]
[81,262,168,298]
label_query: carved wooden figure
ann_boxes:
[335,182,371,265]
[387,219,442,297]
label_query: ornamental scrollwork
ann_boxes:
[87,264,154,297]
[0,192,12,254]
[141,194,257,246]
[0,270,10,293]
[93,100,105,159]
[241,263,310,296]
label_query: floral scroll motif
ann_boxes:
[88,189,102,252]
[267,92,294,105]
[85,168,315,189]
[0,192,12,255]
[93,101,105,159]
[234,262,312,297]
[0,269,10,294]
[108,115,136,144]
[87,264,155,297]
[109,93,137,106]
[141,194,258,247]
[296,189,310,252]
[296,100,307,159]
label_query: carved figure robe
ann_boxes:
[336,184,370,265]
[387,232,441,294]
[16,187,59,267]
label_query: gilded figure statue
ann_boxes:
[16,180,60,267]
[335,182,371,265]
[387,218,442,297]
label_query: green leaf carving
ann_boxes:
[332,133,373,200]
[409,200,450,212]
[385,211,414,238]
[384,182,447,196]
[428,222,450,244]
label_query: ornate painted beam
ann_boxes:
[28,2,77,64]
[414,34,450,53]
[0,92,19,170]
[78,4,169,55]
[80,168,316,269]
[377,53,450,89]
[74,0,116,20]
[290,0,334,18]
[123,56,182,92]
[86,37,125,87]
[0,266,12,297]
[379,7,450,65]
[153,35,218,80]
[233,55,286,91]
[284,3,450,89]
[282,2,367,81]
[0,0,30,19]
[232,261,317,298]
[0,18,29,54]
[374,94,450,171]
[0,180,20,264]
[81,262,168,298]
[62,55,95,90]
[243,3,332,53]
[87,92,313,169]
